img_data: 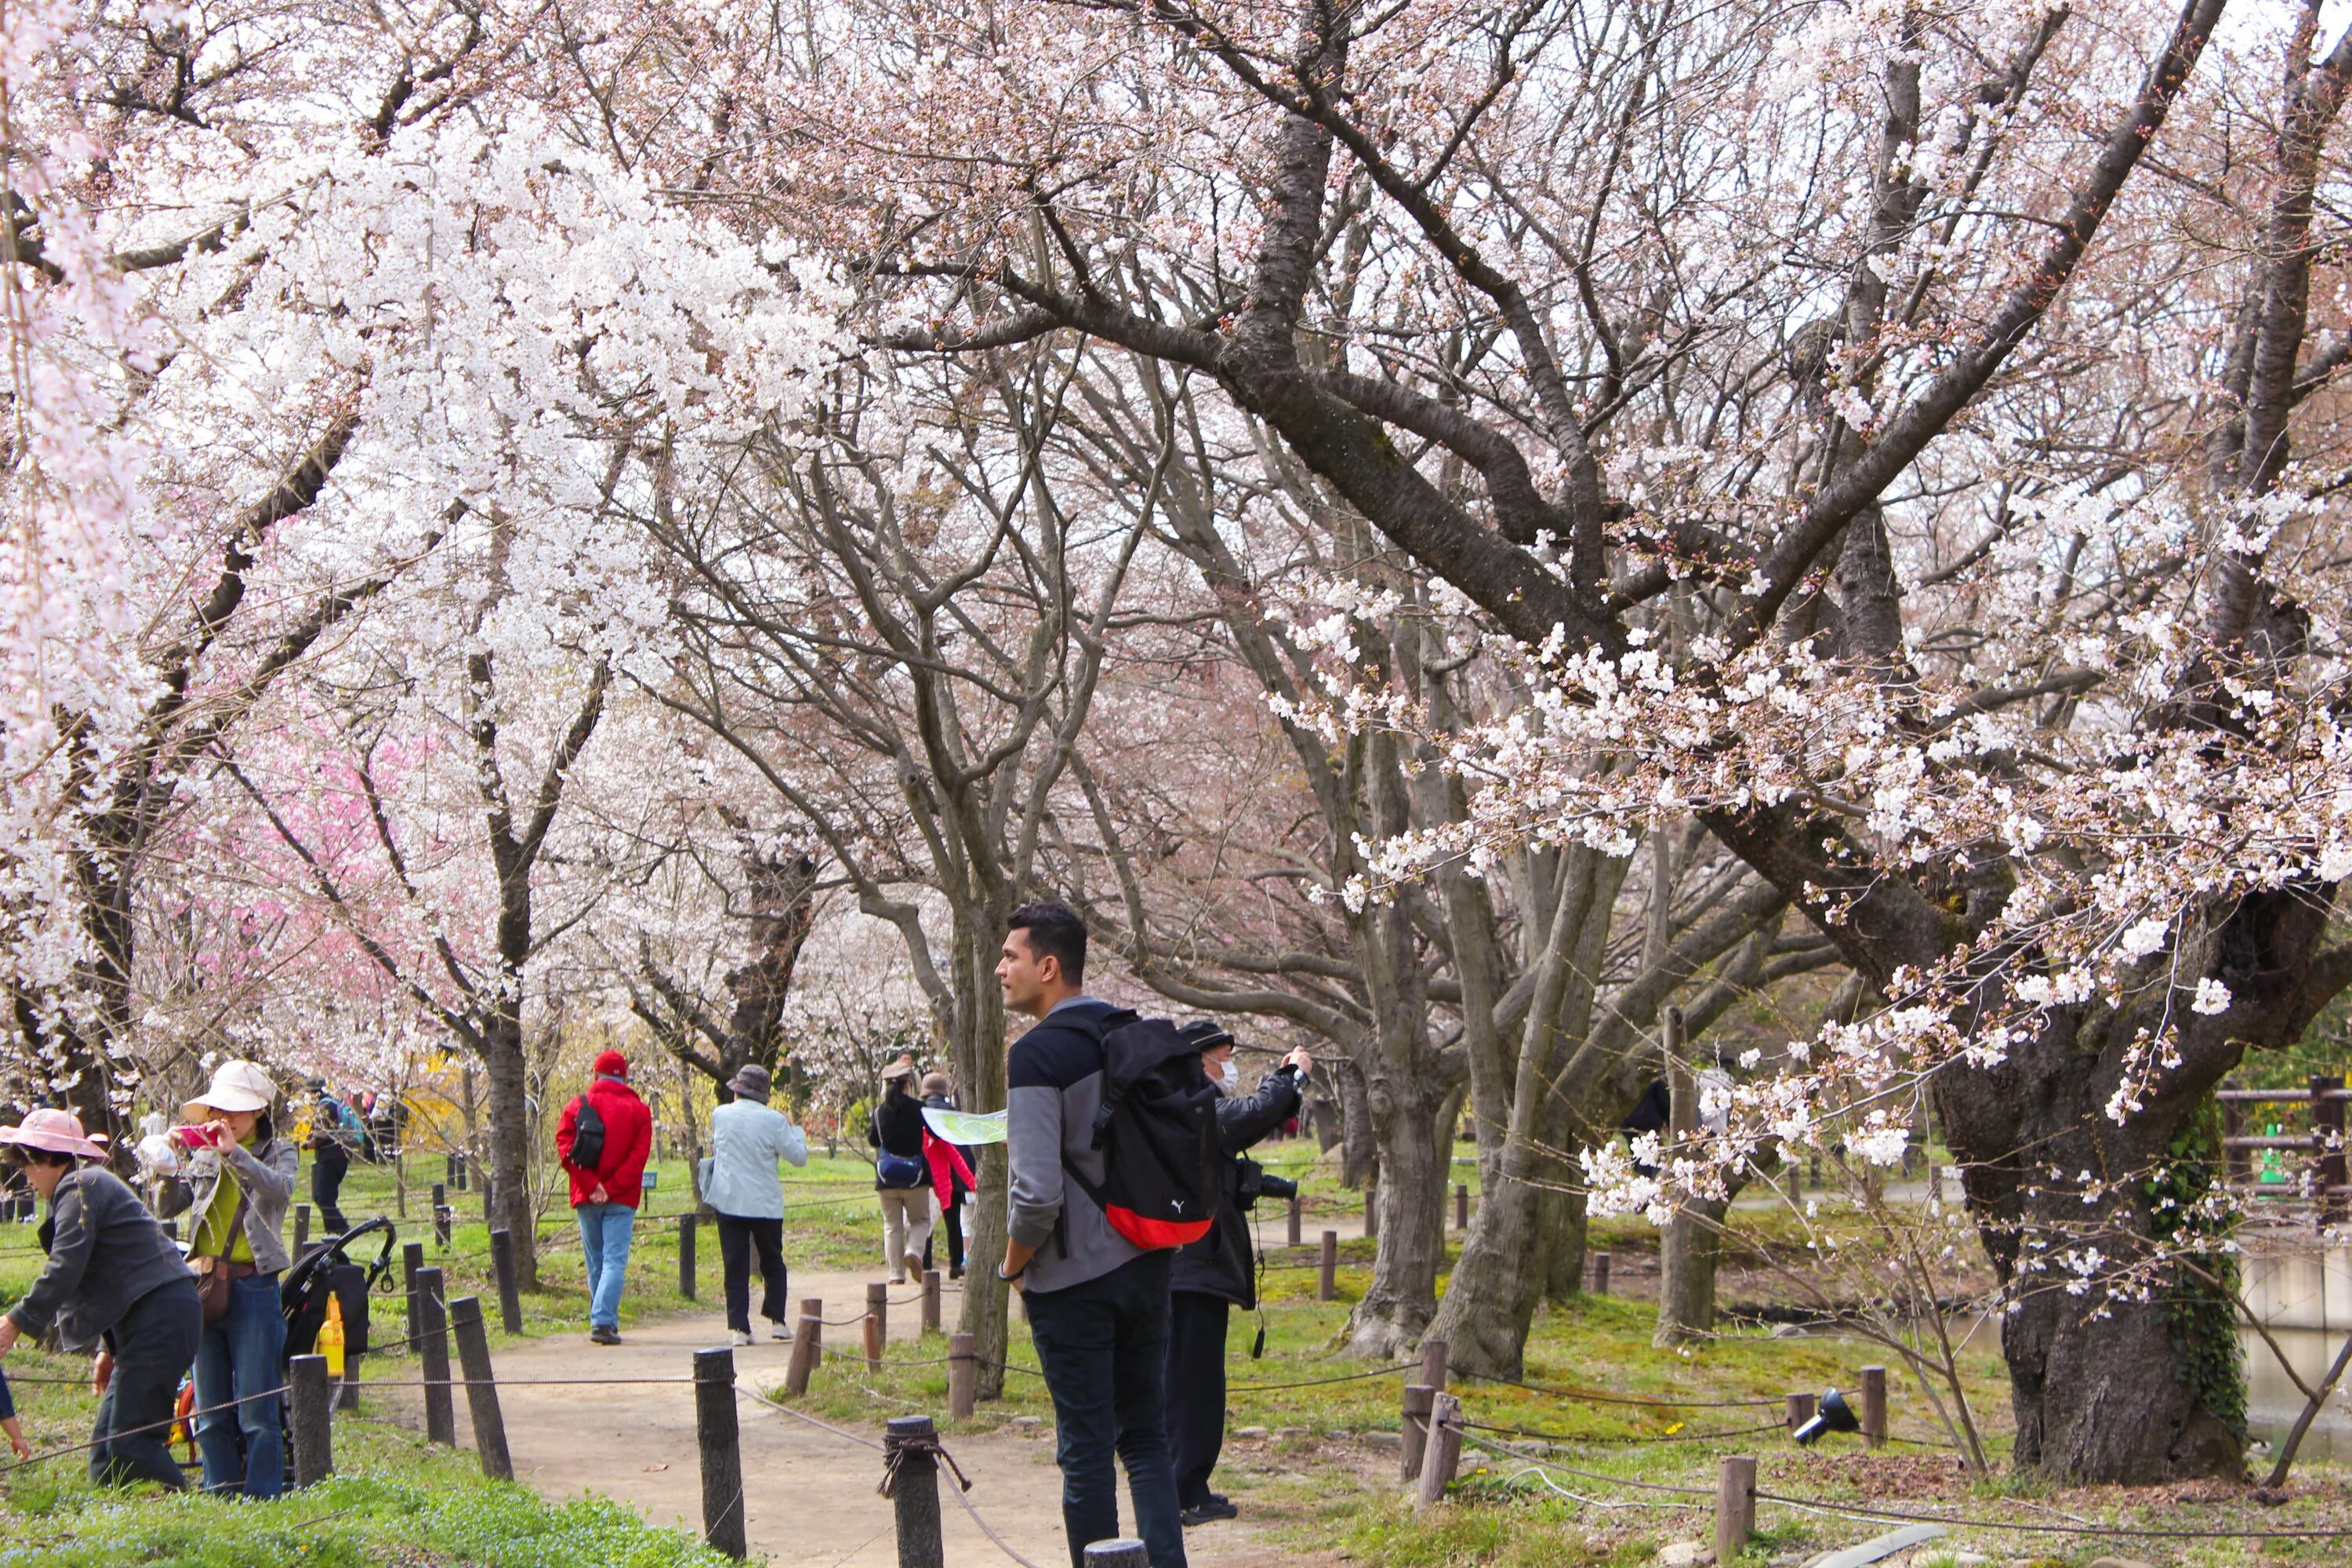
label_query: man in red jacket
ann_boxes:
[555,1050,652,1345]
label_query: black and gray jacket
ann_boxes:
[7,1167,194,1352]
[1171,1066,1304,1309]
[1007,997,1142,1294]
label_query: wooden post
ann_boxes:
[2315,1076,2347,1224]
[1785,1391,1816,1435]
[922,1269,942,1334]
[450,1295,513,1482]
[1365,1183,1378,1240]
[1319,1230,1338,1301]
[695,1347,748,1559]
[949,1333,976,1420]
[885,1414,945,1568]
[416,1266,456,1447]
[289,1353,333,1488]
[1083,1542,1149,1568]
[1287,1196,1301,1247]
[1591,1251,1611,1297]
[1414,1392,1462,1508]
[490,1229,523,1334]
[1419,1337,1450,1392]
[679,1214,699,1301]
[786,1297,822,1396]
[447,1152,461,1189]
[402,1240,425,1348]
[866,1281,888,1368]
[294,1203,311,1250]
[2224,1094,2249,1185]
[433,1181,452,1249]
[1715,1456,1757,1565]
[1860,1364,1887,1448]
[1454,1184,1468,1230]
[1399,1383,1434,1483]
[339,1341,362,1413]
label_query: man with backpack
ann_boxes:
[998,902,1203,1568]
[556,1050,652,1345]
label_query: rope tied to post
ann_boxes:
[878,1423,972,1499]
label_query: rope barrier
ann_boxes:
[0,1381,290,1477]
[1460,1415,1790,1446]
[1459,1367,1784,1409]
[1225,1363,1415,1393]
[1452,1425,1719,1496]
[1749,1489,2352,1541]
[738,1381,884,1450]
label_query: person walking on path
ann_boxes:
[703,1063,808,1346]
[157,1059,298,1497]
[997,901,1188,1568]
[557,1049,652,1345]
[869,1060,931,1283]
[303,1079,358,1235]
[0,1109,200,1488]
[1165,1024,1308,1526]
[919,1073,976,1279]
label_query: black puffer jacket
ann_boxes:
[1171,1066,1304,1309]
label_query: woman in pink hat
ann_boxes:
[0,1107,201,1487]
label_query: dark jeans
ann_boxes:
[1163,1293,1229,1508]
[715,1214,787,1334]
[922,1198,966,1275]
[1024,1251,1186,1568]
[194,1270,285,1497]
[310,1143,350,1235]
[93,1274,200,1489]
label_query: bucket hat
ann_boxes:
[0,1107,110,1160]
[183,1059,278,1121]
[728,1063,774,1102]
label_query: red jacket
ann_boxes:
[924,1128,976,1212]
[557,1076,652,1208]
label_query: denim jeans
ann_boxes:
[575,1203,636,1330]
[94,1274,200,1489]
[1023,1251,1187,1568]
[194,1270,285,1497]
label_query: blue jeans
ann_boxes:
[194,1271,285,1498]
[1023,1251,1187,1568]
[575,1203,636,1330]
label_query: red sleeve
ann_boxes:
[608,1096,652,1188]
[555,1095,579,1170]
[948,1142,976,1188]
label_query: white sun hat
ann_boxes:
[183,1059,279,1122]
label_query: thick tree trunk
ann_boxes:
[1543,1171,1587,1303]
[1653,1196,1726,1347]
[1343,1071,1450,1357]
[1420,1135,1548,1374]
[481,1010,539,1290]
[946,909,1012,1396]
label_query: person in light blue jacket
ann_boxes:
[702,1064,808,1345]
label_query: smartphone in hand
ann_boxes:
[173,1123,219,1149]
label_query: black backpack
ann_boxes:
[1065,1010,1221,1250]
[565,1095,607,1173]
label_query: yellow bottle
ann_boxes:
[319,1291,347,1378]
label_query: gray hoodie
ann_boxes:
[1006,997,1143,1294]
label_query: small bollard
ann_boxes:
[884,1414,945,1568]
[786,1296,822,1396]
[1400,1383,1434,1483]
[922,1269,942,1334]
[1365,1183,1378,1240]
[491,1228,524,1334]
[1786,1390,1817,1435]
[1287,1195,1301,1247]
[450,1295,513,1482]
[1419,1336,1450,1392]
[431,1183,448,1244]
[866,1281,888,1369]
[1715,1454,1757,1563]
[416,1266,456,1446]
[1861,1364,1887,1448]
[1455,1183,1469,1229]
[1319,1230,1338,1301]
[403,1240,425,1348]
[695,1347,748,1559]
[1415,1392,1462,1508]
[1592,1250,1611,1297]
[680,1213,699,1301]
[949,1333,976,1420]
[289,1352,333,1488]
[1083,1541,1149,1568]
[339,1342,363,1412]
[295,1203,311,1250]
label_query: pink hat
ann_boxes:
[0,1107,109,1160]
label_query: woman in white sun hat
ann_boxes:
[157,1060,298,1498]
[0,1107,201,1488]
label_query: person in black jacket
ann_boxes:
[1164,1022,1308,1526]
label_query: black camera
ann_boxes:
[1235,1158,1298,1211]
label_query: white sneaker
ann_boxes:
[769,1320,793,1341]
[730,1329,753,1347]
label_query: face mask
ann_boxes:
[1218,1059,1240,1095]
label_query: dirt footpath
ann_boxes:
[369,1265,1309,1568]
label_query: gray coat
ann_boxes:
[7,1166,192,1352]
[159,1131,298,1275]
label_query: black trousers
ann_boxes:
[95,1274,201,1489]
[715,1214,787,1334]
[310,1142,350,1234]
[1163,1291,1229,1509]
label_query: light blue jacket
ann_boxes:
[703,1099,808,1219]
